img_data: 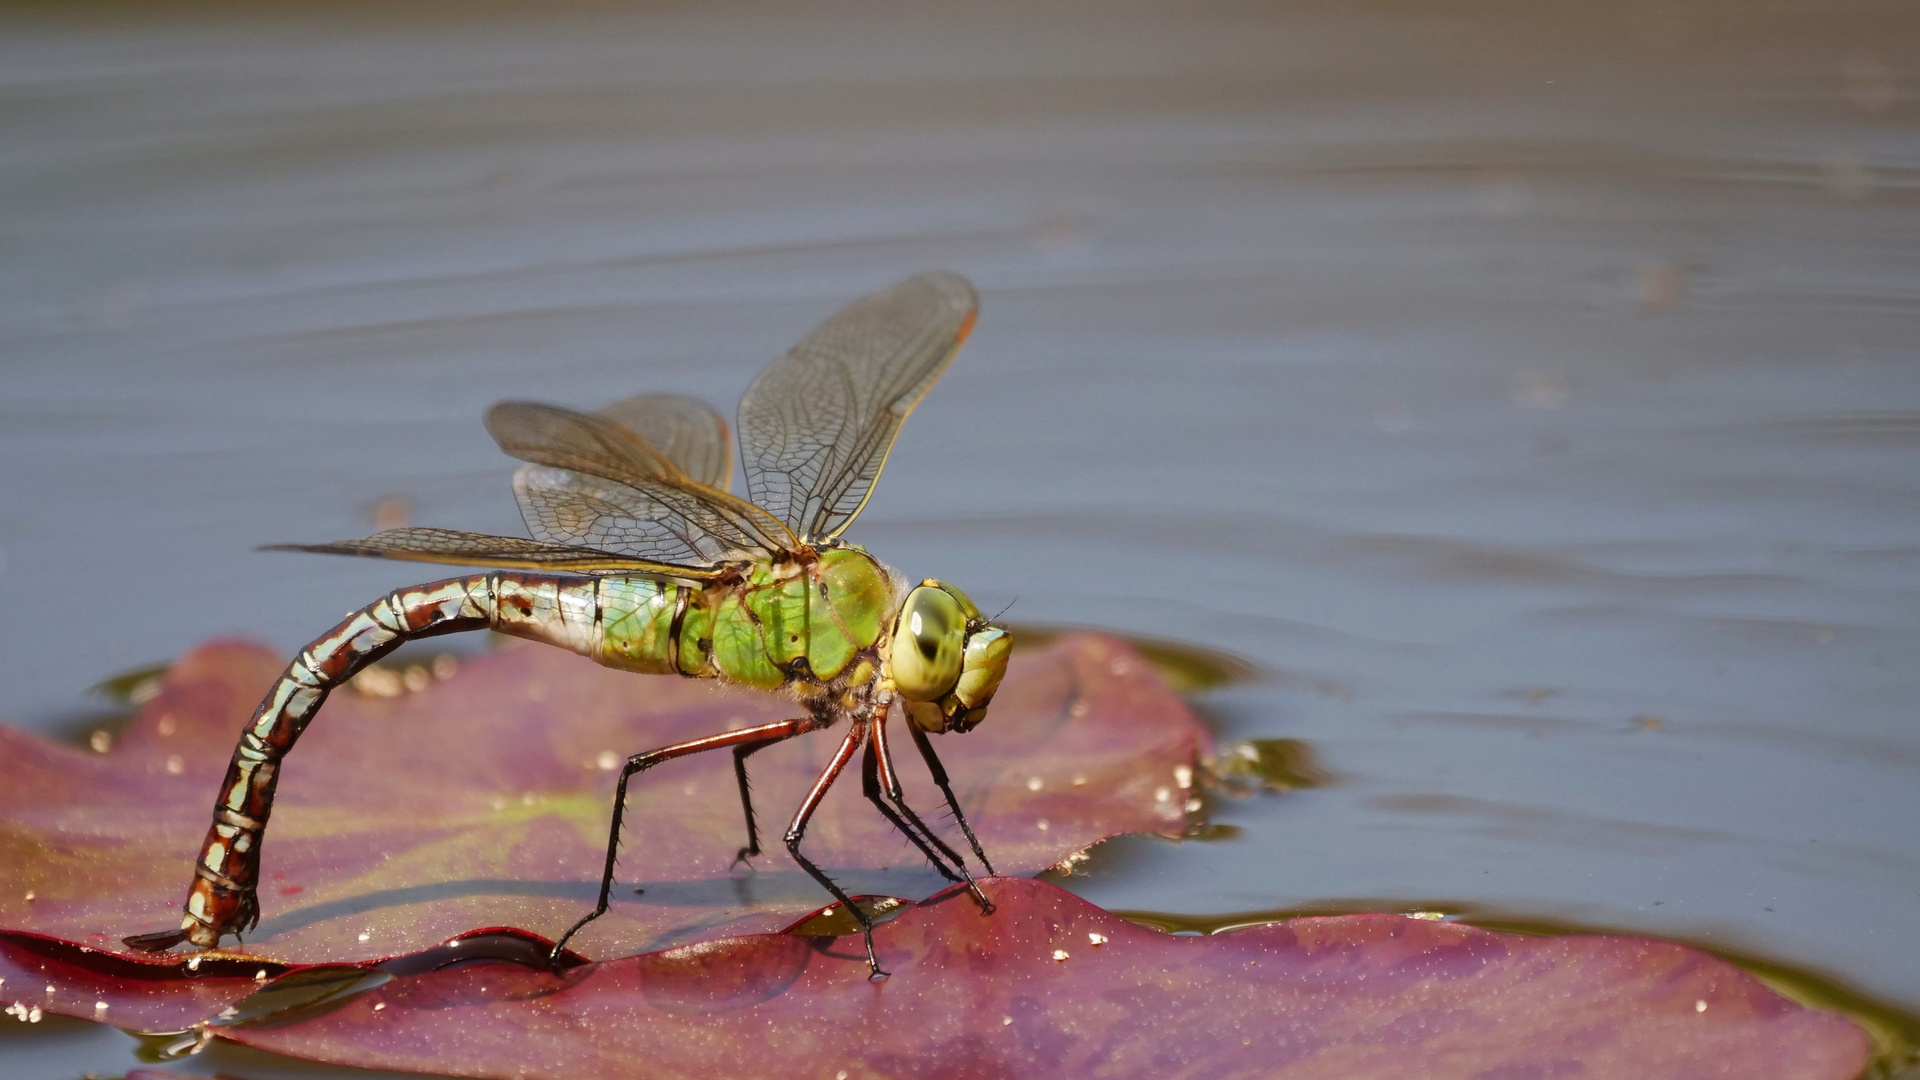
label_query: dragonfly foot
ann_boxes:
[548,908,603,974]
[729,846,759,871]
[862,936,889,980]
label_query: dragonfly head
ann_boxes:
[888,579,1011,734]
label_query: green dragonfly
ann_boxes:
[123,272,1010,977]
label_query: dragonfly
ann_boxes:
[123,272,1010,978]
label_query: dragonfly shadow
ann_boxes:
[253,868,953,944]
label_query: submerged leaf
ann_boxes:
[0,632,1207,973]
[225,877,1872,1080]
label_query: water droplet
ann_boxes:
[596,750,620,771]
[1695,999,1708,1013]
[1025,776,1043,792]
[1088,932,1108,945]
[1051,949,1069,961]
[164,755,185,775]
[1035,819,1050,832]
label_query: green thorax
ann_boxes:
[595,547,894,690]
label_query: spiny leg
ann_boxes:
[731,731,805,868]
[784,723,888,979]
[905,721,996,877]
[873,712,991,911]
[550,718,811,970]
[860,737,964,886]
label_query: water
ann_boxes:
[2,0,1916,1074]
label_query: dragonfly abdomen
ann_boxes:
[490,573,692,678]
[175,576,496,946]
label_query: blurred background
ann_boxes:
[2,0,1916,1074]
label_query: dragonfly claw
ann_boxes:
[862,930,889,981]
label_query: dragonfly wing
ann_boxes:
[514,465,747,564]
[737,271,977,542]
[598,392,733,492]
[264,527,723,580]
[488,401,795,556]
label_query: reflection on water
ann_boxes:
[2,0,1918,1074]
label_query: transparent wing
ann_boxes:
[514,465,749,564]
[264,527,723,580]
[487,401,796,558]
[598,392,732,491]
[737,271,977,541]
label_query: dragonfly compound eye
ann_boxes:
[890,584,966,701]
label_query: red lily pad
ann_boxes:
[223,877,1872,1080]
[0,632,1207,972]
[0,930,278,1033]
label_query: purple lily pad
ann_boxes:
[225,877,1873,1080]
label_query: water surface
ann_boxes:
[2,1,1916,1074]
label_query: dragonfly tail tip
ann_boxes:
[121,928,190,953]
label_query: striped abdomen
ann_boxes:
[174,571,702,945]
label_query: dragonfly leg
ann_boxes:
[124,576,497,953]
[730,732,804,868]
[873,713,991,911]
[549,718,811,971]
[905,721,996,877]
[784,723,888,979]
[860,737,963,885]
